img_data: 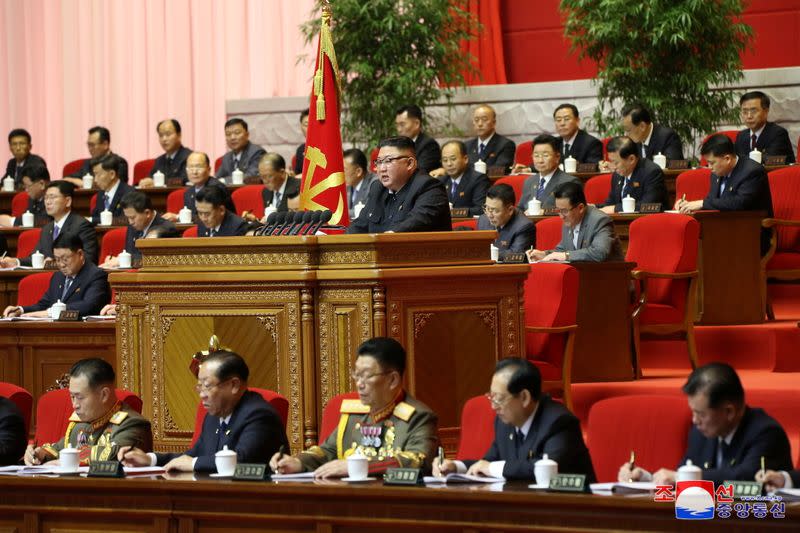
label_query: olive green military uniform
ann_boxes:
[40,401,152,465]
[299,392,438,475]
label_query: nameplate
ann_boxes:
[233,463,271,481]
[666,159,690,170]
[542,207,559,216]
[576,163,598,173]
[112,216,128,226]
[243,175,262,185]
[548,473,586,492]
[724,480,762,498]
[383,467,421,485]
[88,460,125,478]
[763,155,786,166]
[499,252,527,264]
[56,310,80,322]
[488,166,506,178]
[451,207,470,218]
[638,203,662,213]
[166,176,184,187]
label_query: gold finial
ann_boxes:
[209,335,220,352]
[321,0,332,25]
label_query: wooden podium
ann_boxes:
[110,232,529,453]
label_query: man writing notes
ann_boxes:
[477,184,536,255]
[621,104,684,161]
[465,104,516,173]
[598,136,667,213]
[64,126,129,186]
[271,337,438,478]
[735,91,795,163]
[517,134,581,211]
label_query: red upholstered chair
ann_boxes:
[699,130,738,166]
[319,392,359,444]
[17,271,54,307]
[627,214,700,377]
[17,228,42,258]
[89,193,97,213]
[0,382,33,435]
[584,173,612,205]
[291,155,297,173]
[190,388,289,446]
[762,166,800,320]
[494,175,527,205]
[100,227,128,261]
[132,159,156,186]
[369,147,379,172]
[62,159,87,178]
[11,192,29,217]
[514,141,533,167]
[455,394,496,460]
[166,189,185,214]
[231,184,266,218]
[452,218,478,230]
[182,226,198,238]
[214,157,223,173]
[586,394,691,482]
[524,263,579,410]
[675,168,711,202]
[534,217,562,251]
[601,137,611,160]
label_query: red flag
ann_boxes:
[299,5,348,226]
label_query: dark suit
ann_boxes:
[19,212,98,265]
[518,170,581,209]
[347,171,451,234]
[155,390,288,473]
[22,261,110,317]
[642,124,683,160]
[443,168,490,216]
[562,130,604,164]
[0,397,26,466]
[261,177,301,213]
[90,181,135,224]
[5,154,49,187]
[680,407,792,485]
[735,122,796,164]
[553,205,624,261]
[465,395,596,483]
[702,156,772,214]
[66,153,129,182]
[217,142,267,179]
[347,174,377,219]
[12,196,47,227]
[294,143,305,175]
[183,178,235,214]
[125,215,177,261]
[198,210,249,237]
[149,146,192,182]
[477,209,535,253]
[466,134,516,172]
[790,470,800,487]
[601,157,667,212]
[414,132,441,174]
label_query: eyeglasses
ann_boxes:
[350,371,390,384]
[483,205,507,215]
[556,205,579,216]
[194,378,231,394]
[53,254,76,265]
[485,392,514,408]
[44,194,65,202]
[740,108,762,117]
[374,156,411,168]
[532,152,555,160]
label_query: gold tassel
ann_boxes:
[314,68,323,95]
[316,93,326,120]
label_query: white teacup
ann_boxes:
[474,160,487,174]
[490,244,499,262]
[676,459,702,481]
[232,169,244,185]
[49,300,66,319]
[353,202,365,219]
[82,174,94,189]
[31,250,45,269]
[59,446,79,472]
[118,250,132,269]
[534,453,558,487]
[178,207,193,224]
[152,170,165,188]
[749,149,762,164]
[100,210,113,226]
[214,445,237,476]
[21,211,34,228]
[2,177,14,192]
[622,196,636,213]
[346,452,369,480]
[527,199,542,216]
[564,156,577,174]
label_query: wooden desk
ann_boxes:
[0,476,794,532]
[2,224,125,258]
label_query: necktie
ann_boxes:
[572,227,579,249]
[450,180,458,199]
[216,421,228,451]
[275,192,282,207]
[208,228,216,238]
[52,223,60,242]
[717,440,730,468]
[61,277,73,300]
[15,164,22,181]
[104,193,112,211]
[719,176,728,196]
[479,142,487,159]
[564,143,571,157]
[233,156,240,170]
[350,187,357,208]
[642,144,648,158]
[750,133,757,150]
[622,177,632,199]
[515,429,525,452]
[536,177,546,200]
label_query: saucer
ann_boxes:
[527,482,550,490]
[53,468,80,475]
[209,472,234,478]
[341,476,375,482]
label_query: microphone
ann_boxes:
[279,211,302,235]
[304,210,332,235]
[289,211,316,236]
[257,212,279,235]
[270,212,295,236]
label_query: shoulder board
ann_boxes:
[340,399,370,414]
[68,412,81,422]
[393,401,416,422]
[109,411,129,424]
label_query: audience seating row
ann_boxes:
[61,157,225,186]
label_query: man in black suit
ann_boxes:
[0,164,49,227]
[1,181,98,268]
[620,362,792,485]
[138,119,193,188]
[217,118,267,180]
[293,108,309,176]
[196,186,249,237]
[343,148,376,220]
[599,136,667,213]
[258,153,301,215]
[735,91,795,164]
[5,128,49,188]
[441,141,490,216]
[100,192,177,268]
[64,126,129,186]
[478,184,535,255]
[90,154,134,224]
[3,233,110,318]
[395,105,441,175]
[434,358,595,482]
[758,468,800,491]
[621,103,684,161]
[120,350,289,473]
[347,136,451,234]
[465,104,516,173]
[163,152,234,221]
[553,103,604,164]
[518,134,581,210]
[0,397,26,466]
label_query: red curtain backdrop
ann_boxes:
[464,0,507,85]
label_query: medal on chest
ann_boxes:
[359,424,382,448]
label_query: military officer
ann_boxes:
[24,358,151,466]
[270,337,438,478]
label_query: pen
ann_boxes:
[438,446,444,465]
[760,455,765,478]
[628,450,635,483]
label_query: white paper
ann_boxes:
[423,473,506,484]
[123,466,165,475]
[590,481,657,494]
[271,471,316,481]
[775,488,800,502]
[83,315,116,321]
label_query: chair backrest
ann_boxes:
[17,228,42,259]
[369,147,379,172]
[586,394,691,482]
[494,175,528,205]
[17,271,54,307]
[100,227,128,260]
[515,141,533,167]
[0,382,33,435]
[455,394,496,460]
[675,168,711,202]
[132,159,156,185]
[90,193,98,213]
[768,167,800,253]
[524,263,579,369]
[626,214,700,308]
[231,184,266,218]
[452,218,478,231]
[190,388,289,446]
[601,136,611,160]
[584,173,612,205]
[214,156,223,173]
[167,189,185,214]
[699,130,738,166]
[182,225,198,238]
[62,159,87,178]
[11,192,29,217]
[320,391,360,444]
[534,216,562,251]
